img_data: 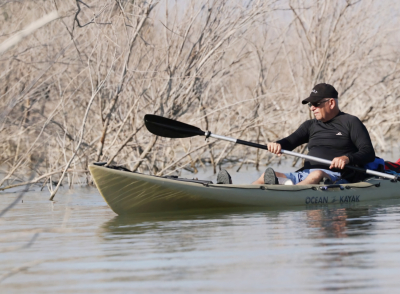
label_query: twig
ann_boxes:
[0,11,58,55]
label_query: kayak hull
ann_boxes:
[89,165,400,215]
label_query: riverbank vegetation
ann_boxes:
[0,0,399,198]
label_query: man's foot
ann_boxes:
[264,167,278,185]
[217,169,232,184]
[320,177,333,185]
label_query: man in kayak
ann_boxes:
[217,83,375,185]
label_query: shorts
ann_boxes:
[283,169,348,185]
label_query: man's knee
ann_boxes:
[306,170,325,181]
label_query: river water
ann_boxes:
[1,162,400,293]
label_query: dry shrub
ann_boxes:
[0,0,399,197]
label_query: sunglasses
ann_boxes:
[308,99,330,108]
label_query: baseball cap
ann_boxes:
[301,83,338,104]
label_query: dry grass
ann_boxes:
[0,0,399,198]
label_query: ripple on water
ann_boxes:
[1,188,400,293]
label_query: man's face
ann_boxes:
[309,98,334,122]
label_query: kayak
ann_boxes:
[89,164,400,215]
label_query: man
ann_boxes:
[217,83,375,185]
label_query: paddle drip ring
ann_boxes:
[205,131,211,140]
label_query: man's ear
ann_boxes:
[330,99,335,109]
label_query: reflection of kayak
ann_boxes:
[89,164,400,215]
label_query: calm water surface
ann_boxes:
[2,167,400,293]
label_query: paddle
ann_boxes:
[144,114,398,181]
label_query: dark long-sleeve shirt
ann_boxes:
[276,112,375,172]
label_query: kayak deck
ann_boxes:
[89,165,400,215]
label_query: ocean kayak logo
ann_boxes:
[306,196,328,204]
[305,195,360,205]
[339,195,360,203]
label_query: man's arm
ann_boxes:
[346,117,375,166]
[275,120,311,150]
[268,120,312,155]
[330,117,375,170]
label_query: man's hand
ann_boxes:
[267,142,282,156]
[330,156,349,169]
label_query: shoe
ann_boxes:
[217,169,232,184]
[319,177,333,185]
[264,167,278,185]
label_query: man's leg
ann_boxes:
[297,170,331,185]
[252,171,287,185]
[253,169,337,185]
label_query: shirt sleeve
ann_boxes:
[276,120,312,151]
[345,117,375,165]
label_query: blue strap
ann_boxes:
[385,170,400,176]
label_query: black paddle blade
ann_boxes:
[144,114,205,138]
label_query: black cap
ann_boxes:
[302,83,338,104]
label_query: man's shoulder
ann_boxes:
[336,112,362,123]
[303,118,318,124]
[299,118,317,129]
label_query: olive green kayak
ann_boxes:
[89,164,400,215]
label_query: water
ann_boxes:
[1,159,400,293]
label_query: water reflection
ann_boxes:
[100,207,269,239]
[303,205,382,291]
[305,206,374,239]
[97,198,400,293]
[3,188,400,293]
[101,203,381,239]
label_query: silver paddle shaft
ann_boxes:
[207,132,397,180]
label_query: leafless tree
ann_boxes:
[0,0,399,198]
